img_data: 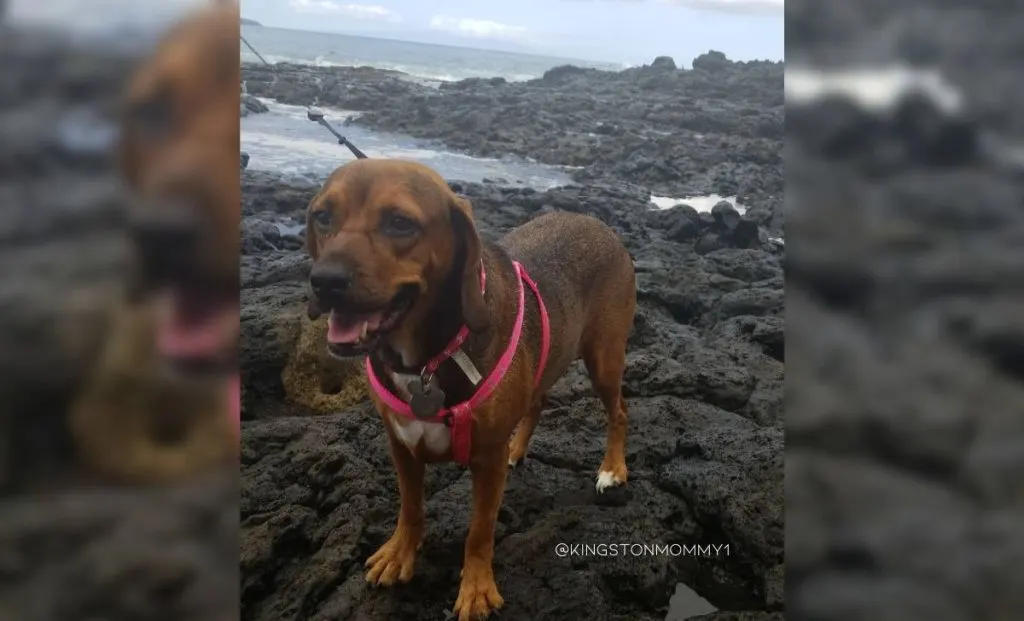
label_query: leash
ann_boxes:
[241,35,368,161]
[305,108,368,159]
[239,34,270,66]
[365,261,551,466]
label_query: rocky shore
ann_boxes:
[240,48,783,621]
[239,160,784,619]
[241,51,784,235]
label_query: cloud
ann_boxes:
[287,0,400,21]
[428,16,529,41]
[656,0,783,14]
[561,0,783,15]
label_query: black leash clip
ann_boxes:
[306,107,368,159]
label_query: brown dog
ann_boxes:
[68,2,240,483]
[305,159,636,620]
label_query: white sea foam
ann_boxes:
[240,52,542,84]
[786,64,963,114]
[274,222,305,236]
[650,194,747,214]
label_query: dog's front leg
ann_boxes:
[366,424,425,586]
[454,446,508,621]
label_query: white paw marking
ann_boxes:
[508,456,520,467]
[595,470,623,493]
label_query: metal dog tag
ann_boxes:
[408,377,446,418]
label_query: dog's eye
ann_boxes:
[380,212,420,237]
[313,210,332,228]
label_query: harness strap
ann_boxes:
[364,261,550,465]
[421,265,487,377]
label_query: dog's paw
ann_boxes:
[365,531,419,586]
[454,565,503,621]
[595,468,627,493]
[507,442,528,468]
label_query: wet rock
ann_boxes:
[240,93,268,117]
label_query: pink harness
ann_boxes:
[364,261,550,465]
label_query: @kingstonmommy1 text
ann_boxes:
[554,543,730,558]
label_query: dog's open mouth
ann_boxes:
[326,285,418,357]
[155,286,238,373]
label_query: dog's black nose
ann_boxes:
[127,205,201,283]
[310,263,354,299]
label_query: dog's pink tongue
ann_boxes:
[157,293,233,357]
[327,310,385,344]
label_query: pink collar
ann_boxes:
[364,260,551,465]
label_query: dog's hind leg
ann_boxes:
[582,331,630,493]
[508,394,545,468]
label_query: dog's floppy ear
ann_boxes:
[450,195,490,333]
[304,203,320,262]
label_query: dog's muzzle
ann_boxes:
[127,200,237,374]
[309,261,418,357]
[309,261,355,307]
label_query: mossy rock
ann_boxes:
[281,316,367,413]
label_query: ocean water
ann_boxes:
[239,27,749,218]
[240,25,622,83]
[239,26,619,190]
[242,98,575,189]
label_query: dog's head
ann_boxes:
[117,2,240,376]
[305,159,489,359]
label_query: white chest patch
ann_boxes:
[387,372,451,454]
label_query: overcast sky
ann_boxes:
[243,0,783,63]
[6,0,783,65]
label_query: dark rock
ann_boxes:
[541,64,593,83]
[711,200,741,230]
[240,169,784,619]
[666,205,702,242]
[695,233,725,255]
[732,218,761,249]
[240,93,268,117]
[692,51,731,72]
[651,55,678,70]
